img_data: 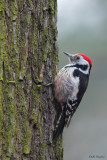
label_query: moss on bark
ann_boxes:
[0,0,63,159]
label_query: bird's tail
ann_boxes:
[53,105,66,140]
[53,101,78,139]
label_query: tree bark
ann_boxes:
[0,0,63,159]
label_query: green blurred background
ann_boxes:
[57,0,107,159]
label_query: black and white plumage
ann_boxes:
[53,52,92,139]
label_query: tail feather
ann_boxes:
[53,106,66,139]
[53,100,79,139]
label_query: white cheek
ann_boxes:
[78,58,90,74]
[79,57,88,65]
[79,66,89,74]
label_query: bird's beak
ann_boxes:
[63,52,73,58]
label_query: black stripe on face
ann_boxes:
[73,64,88,71]
[65,64,88,71]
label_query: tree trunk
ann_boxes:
[0,0,63,159]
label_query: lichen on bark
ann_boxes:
[0,0,63,159]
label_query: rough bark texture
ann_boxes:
[0,0,63,159]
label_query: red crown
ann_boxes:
[78,53,92,66]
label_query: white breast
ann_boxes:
[54,65,80,103]
[66,66,79,101]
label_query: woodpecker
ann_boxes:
[53,52,92,139]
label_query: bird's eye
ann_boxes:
[76,56,80,60]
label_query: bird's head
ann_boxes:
[64,52,92,74]
[64,52,92,67]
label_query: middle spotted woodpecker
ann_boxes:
[53,52,92,139]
